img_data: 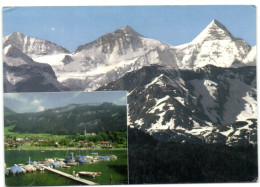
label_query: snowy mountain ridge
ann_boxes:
[57,24,177,91]
[192,19,235,43]
[174,19,254,68]
[98,64,257,146]
[3,32,69,56]
[3,19,255,92]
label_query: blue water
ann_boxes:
[5,149,128,186]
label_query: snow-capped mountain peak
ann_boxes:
[122,24,133,30]
[174,19,252,68]
[59,25,177,90]
[3,32,25,43]
[3,32,69,56]
[75,24,143,53]
[118,25,143,37]
[192,19,234,44]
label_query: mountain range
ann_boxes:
[4,103,127,135]
[3,19,256,92]
[3,19,257,145]
[98,65,256,146]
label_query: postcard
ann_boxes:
[2,5,257,185]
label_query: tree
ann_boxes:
[88,142,93,148]
[49,140,56,146]
[113,142,118,148]
[93,134,103,142]
[59,138,69,146]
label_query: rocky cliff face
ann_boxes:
[3,45,69,92]
[98,64,257,146]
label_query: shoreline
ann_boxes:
[5,147,127,151]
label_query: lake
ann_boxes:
[5,149,128,186]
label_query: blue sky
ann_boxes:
[4,91,127,113]
[3,6,256,52]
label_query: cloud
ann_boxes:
[113,95,127,105]
[4,94,46,113]
[30,99,45,112]
[4,93,27,103]
[31,99,41,105]
[119,95,127,103]
[37,106,45,112]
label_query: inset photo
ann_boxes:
[4,91,128,185]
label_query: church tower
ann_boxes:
[84,125,86,136]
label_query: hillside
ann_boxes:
[4,103,126,135]
[98,65,257,146]
[128,127,258,183]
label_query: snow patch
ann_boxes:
[127,104,131,126]
[145,74,165,88]
[32,53,67,67]
[3,45,12,55]
[193,120,201,128]
[168,105,174,110]
[127,89,135,96]
[149,103,166,113]
[203,80,217,99]
[135,118,144,126]
[149,113,175,130]
[236,92,257,121]
[220,127,234,137]
[175,97,185,106]
[148,95,170,113]
[185,126,214,136]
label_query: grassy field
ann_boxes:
[4,126,67,139]
[4,126,127,151]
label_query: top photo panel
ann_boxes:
[3,6,256,93]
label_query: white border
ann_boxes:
[0,0,258,6]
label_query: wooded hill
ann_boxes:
[128,127,258,183]
[4,103,126,135]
